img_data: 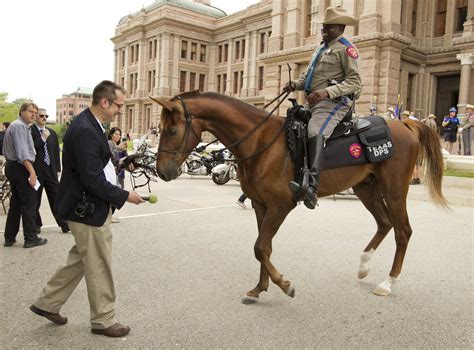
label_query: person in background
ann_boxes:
[408,111,418,121]
[31,109,70,234]
[369,106,377,116]
[30,80,144,338]
[384,107,395,121]
[442,107,460,154]
[400,110,410,120]
[107,127,127,223]
[236,193,248,209]
[460,104,473,155]
[0,122,11,156]
[3,103,47,248]
[421,114,437,131]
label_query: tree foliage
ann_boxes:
[0,92,32,123]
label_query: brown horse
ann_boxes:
[151,91,447,303]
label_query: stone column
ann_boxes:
[158,33,171,96]
[137,39,147,99]
[208,44,217,92]
[456,53,473,114]
[268,0,284,52]
[248,31,258,97]
[154,34,161,96]
[171,35,180,96]
[124,45,129,97]
[113,49,118,83]
[283,0,300,50]
[225,41,233,96]
[241,32,251,97]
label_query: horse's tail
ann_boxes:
[403,120,449,208]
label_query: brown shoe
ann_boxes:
[91,323,131,337]
[30,305,68,325]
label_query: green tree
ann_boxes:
[0,92,32,123]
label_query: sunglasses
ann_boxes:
[39,115,48,119]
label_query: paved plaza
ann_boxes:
[0,175,472,348]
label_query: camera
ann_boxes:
[122,137,128,142]
[74,193,95,218]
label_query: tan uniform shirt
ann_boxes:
[293,35,362,99]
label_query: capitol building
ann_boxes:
[111,0,473,139]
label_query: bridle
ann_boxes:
[156,96,201,156]
[156,92,290,162]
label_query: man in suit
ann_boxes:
[31,109,69,233]
[30,81,144,337]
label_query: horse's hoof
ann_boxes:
[285,284,295,298]
[358,268,370,279]
[372,285,391,296]
[241,295,259,304]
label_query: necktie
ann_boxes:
[41,129,51,166]
[304,43,328,94]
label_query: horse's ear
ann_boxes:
[148,96,179,112]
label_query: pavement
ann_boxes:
[0,174,472,349]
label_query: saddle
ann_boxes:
[286,102,394,187]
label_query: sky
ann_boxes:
[0,0,260,121]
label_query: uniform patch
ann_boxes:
[349,143,362,159]
[346,46,359,59]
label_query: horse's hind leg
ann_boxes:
[353,178,393,280]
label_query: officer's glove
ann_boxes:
[282,81,296,93]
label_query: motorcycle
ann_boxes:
[181,147,224,176]
[211,150,239,185]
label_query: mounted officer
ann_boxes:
[283,6,362,209]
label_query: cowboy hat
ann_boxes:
[466,104,474,109]
[401,110,410,116]
[428,114,436,119]
[387,107,395,113]
[321,7,357,26]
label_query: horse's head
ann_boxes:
[150,96,202,181]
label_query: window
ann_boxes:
[407,73,415,110]
[149,40,153,60]
[222,74,227,93]
[200,45,207,62]
[218,45,222,63]
[233,72,239,94]
[181,40,188,59]
[235,41,240,60]
[130,45,135,63]
[241,40,246,59]
[239,71,243,94]
[199,74,205,91]
[121,50,125,68]
[190,72,196,91]
[135,44,139,62]
[224,44,229,62]
[180,71,187,92]
[411,0,418,36]
[259,33,266,54]
[456,0,468,32]
[191,43,197,61]
[258,66,264,91]
[434,0,447,37]
[217,74,221,93]
[153,39,157,59]
[307,0,319,37]
[146,105,152,130]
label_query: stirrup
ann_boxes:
[303,192,318,209]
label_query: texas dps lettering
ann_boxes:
[366,141,393,158]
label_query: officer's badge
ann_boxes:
[349,143,362,159]
[346,47,359,59]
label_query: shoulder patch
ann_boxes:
[346,46,359,59]
[338,37,359,59]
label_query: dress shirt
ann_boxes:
[2,117,36,164]
[94,116,117,186]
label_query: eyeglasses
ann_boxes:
[106,98,123,109]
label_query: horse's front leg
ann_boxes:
[242,205,294,304]
[242,200,269,304]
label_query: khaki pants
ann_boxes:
[34,211,116,329]
[308,97,352,138]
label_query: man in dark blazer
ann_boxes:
[31,110,69,233]
[30,81,144,338]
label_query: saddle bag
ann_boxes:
[358,125,394,163]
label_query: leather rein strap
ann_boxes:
[157,92,290,162]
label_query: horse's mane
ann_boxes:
[173,91,269,118]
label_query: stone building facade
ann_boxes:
[56,87,92,125]
[112,0,474,139]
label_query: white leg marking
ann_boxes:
[373,276,398,296]
[358,249,375,279]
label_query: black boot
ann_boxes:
[304,135,324,209]
[288,135,325,209]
